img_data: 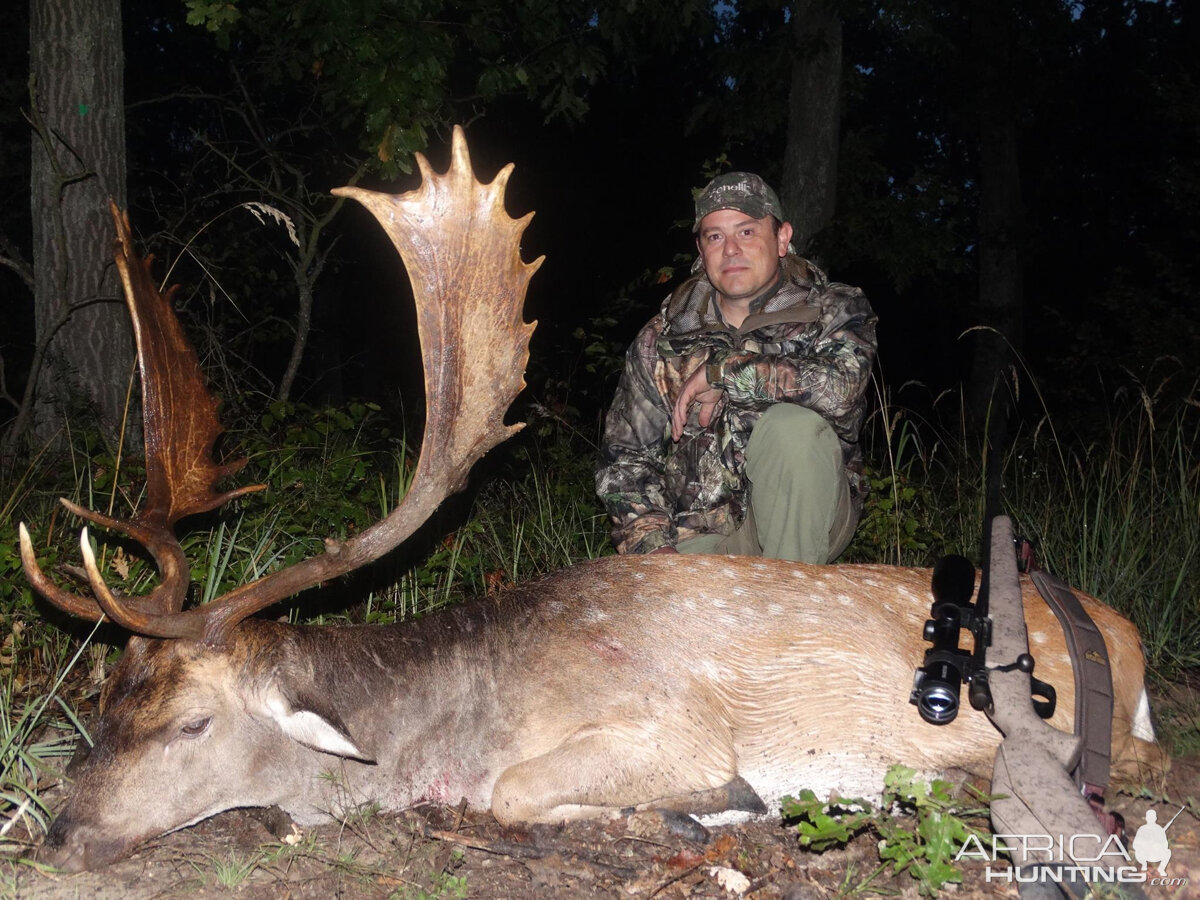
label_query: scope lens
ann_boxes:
[917,683,959,725]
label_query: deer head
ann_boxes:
[20,125,540,645]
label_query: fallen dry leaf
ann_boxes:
[708,865,751,895]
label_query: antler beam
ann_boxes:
[22,126,540,645]
[20,203,265,625]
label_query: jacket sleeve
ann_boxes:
[595,322,677,554]
[710,286,877,434]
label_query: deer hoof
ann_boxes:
[625,809,709,843]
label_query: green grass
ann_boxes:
[0,623,97,856]
[393,865,469,900]
[1006,398,1200,674]
[1152,681,1200,758]
[849,379,1199,676]
[191,849,265,888]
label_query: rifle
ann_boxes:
[910,407,1057,726]
[907,410,1132,894]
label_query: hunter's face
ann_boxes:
[696,209,792,306]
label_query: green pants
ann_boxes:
[676,405,855,564]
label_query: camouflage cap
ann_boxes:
[693,172,784,231]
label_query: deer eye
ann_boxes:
[181,716,212,738]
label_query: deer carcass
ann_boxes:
[21,129,1164,873]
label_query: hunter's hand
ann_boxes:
[671,365,724,442]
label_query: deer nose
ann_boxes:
[38,824,91,873]
[41,814,137,873]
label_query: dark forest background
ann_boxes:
[1,0,1197,459]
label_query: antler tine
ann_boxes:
[46,126,540,645]
[19,204,264,633]
[19,522,110,620]
[74,527,180,632]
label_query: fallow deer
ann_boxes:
[20,128,1164,872]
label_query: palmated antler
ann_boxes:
[20,203,265,626]
[22,126,540,645]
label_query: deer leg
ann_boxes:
[490,726,752,825]
[621,775,769,843]
[635,775,767,816]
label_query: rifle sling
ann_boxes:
[1030,570,1114,797]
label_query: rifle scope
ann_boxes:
[911,555,978,726]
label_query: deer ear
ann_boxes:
[264,687,374,763]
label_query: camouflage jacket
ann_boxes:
[596,255,878,554]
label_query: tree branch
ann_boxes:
[0,233,34,292]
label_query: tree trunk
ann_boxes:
[781,0,843,253]
[966,1,1025,435]
[26,0,133,448]
[279,265,317,404]
[277,206,341,403]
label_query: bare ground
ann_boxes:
[5,690,1200,900]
